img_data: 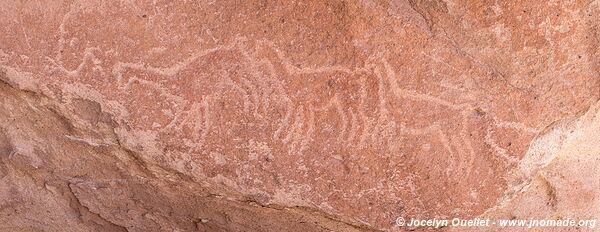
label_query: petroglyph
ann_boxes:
[43,28,535,187]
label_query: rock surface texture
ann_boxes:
[0,0,599,231]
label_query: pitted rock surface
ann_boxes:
[0,1,598,231]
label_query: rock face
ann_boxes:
[0,0,598,231]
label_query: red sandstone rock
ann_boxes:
[0,0,598,231]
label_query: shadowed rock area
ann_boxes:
[0,0,598,231]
